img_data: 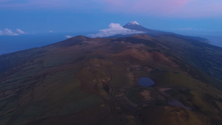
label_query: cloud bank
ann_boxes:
[16,29,25,34]
[177,27,207,31]
[2,28,18,36]
[0,30,3,35]
[0,28,25,36]
[65,35,72,38]
[90,23,144,38]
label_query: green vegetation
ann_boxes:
[0,34,222,124]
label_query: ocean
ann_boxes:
[0,33,222,56]
[0,32,92,55]
[201,35,222,48]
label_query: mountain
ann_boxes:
[123,21,168,35]
[123,21,151,32]
[0,34,222,125]
[122,21,210,43]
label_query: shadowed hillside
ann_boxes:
[0,34,222,125]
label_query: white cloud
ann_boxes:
[0,28,26,36]
[177,28,207,31]
[178,27,194,30]
[49,30,53,33]
[65,35,72,38]
[90,23,144,38]
[0,30,3,35]
[16,29,25,34]
[4,28,18,36]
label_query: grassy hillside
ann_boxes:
[0,34,222,125]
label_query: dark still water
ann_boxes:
[138,77,155,87]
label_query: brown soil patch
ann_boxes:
[159,88,172,93]
[110,48,177,68]
[140,90,152,101]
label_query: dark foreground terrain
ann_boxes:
[0,34,222,125]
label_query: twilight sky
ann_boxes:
[0,0,222,36]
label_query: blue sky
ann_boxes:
[0,0,222,36]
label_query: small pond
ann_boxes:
[138,77,155,87]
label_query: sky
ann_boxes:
[0,0,222,36]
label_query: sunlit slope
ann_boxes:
[0,35,222,125]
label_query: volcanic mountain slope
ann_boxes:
[122,21,209,43]
[123,21,168,35]
[0,34,222,125]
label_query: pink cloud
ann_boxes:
[133,0,190,12]
[1,0,222,18]
[103,0,123,6]
[100,0,222,17]
[100,0,190,15]
[170,1,222,17]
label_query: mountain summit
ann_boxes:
[126,21,140,25]
[123,21,149,32]
[123,21,167,35]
